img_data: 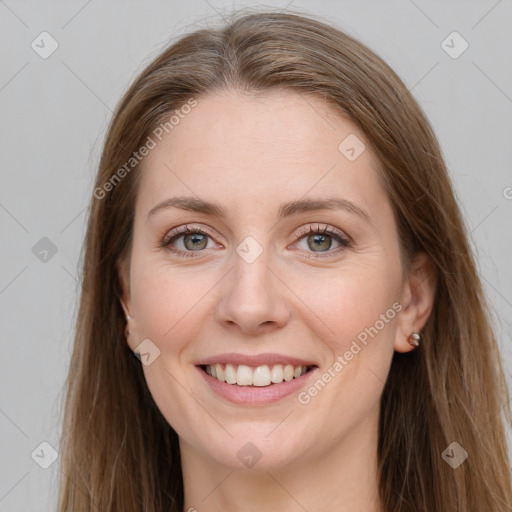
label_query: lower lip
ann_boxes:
[197,366,318,406]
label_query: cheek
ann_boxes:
[129,262,217,434]
[296,263,400,408]
[295,272,398,433]
[130,257,215,349]
[299,265,400,347]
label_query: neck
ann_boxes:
[180,410,381,512]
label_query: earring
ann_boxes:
[408,332,421,347]
[125,325,132,337]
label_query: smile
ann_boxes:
[196,353,319,405]
[202,363,313,387]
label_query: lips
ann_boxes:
[196,353,318,390]
[197,352,317,368]
[197,361,319,406]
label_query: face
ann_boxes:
[120,90,413,471]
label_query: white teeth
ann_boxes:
[271,364,284,383]
[252,365,271,386]
[283,364,294,382]
[236,365,253,386]
[204,363,310,387]
[225,364,237,384]
[215,363,225,382]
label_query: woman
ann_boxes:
[57,9,512,512]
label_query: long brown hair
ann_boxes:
[57,9,512,511]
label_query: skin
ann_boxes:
[119,90,437,512]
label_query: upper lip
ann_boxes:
[196,353,318,367]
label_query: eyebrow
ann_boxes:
[146,196,371,223]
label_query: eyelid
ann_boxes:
[162,223,218,242]
[292,223,351,243]
[161,222,352,258]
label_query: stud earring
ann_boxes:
[124,325,132,337]
[408,332,421,347]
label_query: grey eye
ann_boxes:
[182,233,209,251]
[306,234,333,252]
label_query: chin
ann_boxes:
[194,426,315,472]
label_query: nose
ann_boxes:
[214,248,291,335]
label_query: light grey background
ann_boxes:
[0,1,511,510]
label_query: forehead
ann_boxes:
[136,90,387,220]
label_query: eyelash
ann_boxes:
[160,224,352,259]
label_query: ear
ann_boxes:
[117,257,134,320]
[395,251,437,353]
[117,257,140,351]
